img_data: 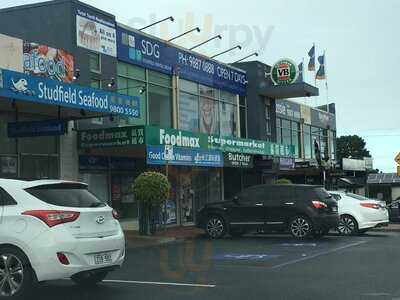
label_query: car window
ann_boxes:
[346,193,370,201]
[269,186,293,202]
[314,187,331,199]
[25,183,106,208]
[238,185,265,204]
[330,193,342,201]
[0,187,17,206]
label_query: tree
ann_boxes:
[133,172,170,235]
[336,135,371,162]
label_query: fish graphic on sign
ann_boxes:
[10,78,35,95]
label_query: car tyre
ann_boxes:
[289,216,313,239]
[0,246,36,299]
[337,215,358,236]
[205,215,226,239]
[71,270,109,286]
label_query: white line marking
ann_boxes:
[270,241,366,269]
[103,279,216,288]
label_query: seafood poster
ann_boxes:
[76,9,117,57]
[23,42,74,83]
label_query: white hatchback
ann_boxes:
[328,191,389,235]
[0,179,125,299]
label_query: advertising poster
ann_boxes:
[76,9,116,57]
[0,34,23,72]
[23,42,74,82]
[200,97,219,135]
[219,102,237,137]
[178,92,199,132]
[0,156,17,175]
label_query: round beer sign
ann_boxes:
[270,58,298,85]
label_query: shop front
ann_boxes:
[77,124,295,226]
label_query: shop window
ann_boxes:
[240,105,247,138]
[220,90,236,104]
[148,70,171,87]
[219,102,237,137]
[89,52,101,73]
[20,155,59,180]
[199,84,217,99]
[180,79,198,94]
[276,126,282,144]
[0,156,18,178]
[199,97,219,135]
[178,91,199,132]
[90,78,101,89]
[148,84,172,128]
[292,130,300,158]
[282,128,291,146]
[0,113,17,155]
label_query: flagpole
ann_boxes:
[302,57,306,105]
[324,50,329,109]
[313,43,317,107]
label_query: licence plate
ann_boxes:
[94,252,112,265]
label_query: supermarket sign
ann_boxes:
[78,125,295,157]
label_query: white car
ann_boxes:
[0,179,125,299]
[328,191,389,235]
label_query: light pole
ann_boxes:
[211,45,242,59]
[233,52,259,63]
[168,27,200,42]
[189,34,222,50]
[139,16,174,31]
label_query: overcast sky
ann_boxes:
[1,0,399,172]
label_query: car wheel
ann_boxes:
[0,246,36,299]
[289,216,313,239]
[205,215,226,239]
[313,227,329,239]
[71,270,109,286]
[337,215,358,236]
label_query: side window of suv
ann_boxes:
[238,186,265,204]
[331,194,341,201]
[0,188,17,206]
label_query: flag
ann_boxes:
[316,53,326,80]
[307,45,315,71]
[297,61,303,82]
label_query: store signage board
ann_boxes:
[76,8,117,57]
[8,119,67,137]
[146,145,223,167]
[0,69,140,118]
[270,58,298,85]
[78,125,296,158]
[395,152,400,164]
[116,26,247,96]
[78,126,145,149]
[224,152,253,168]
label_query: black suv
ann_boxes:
[196,184,339,239]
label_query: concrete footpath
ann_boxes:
[124,223,400,249]
[124,226,204,249]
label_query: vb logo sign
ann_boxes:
[271,58,298,85]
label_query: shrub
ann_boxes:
[275,178,292,184]
[133,171,170,206]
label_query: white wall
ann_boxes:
[392,187,400,200]
[59,121,79,181]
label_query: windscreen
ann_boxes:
[25,183,106,208]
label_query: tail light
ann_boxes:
[22,210,80,227]
[57,252,70,265]
[112,209,120,220]
[360,203,380,209]
[312,200,328,209]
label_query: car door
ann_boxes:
[226,185,267,229]
[264,186,296,229]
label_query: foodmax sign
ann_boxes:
[145,126,209,149]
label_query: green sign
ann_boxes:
[145,126,209,149]
[208,135,295,157]
[271,58,298,85]
[78,126,145,149]
[78,125,295,158]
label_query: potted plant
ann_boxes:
[133,171,170,235]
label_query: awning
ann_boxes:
[259,82,319,99]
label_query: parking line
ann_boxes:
[270,241,366,270]
[103,279,216,288]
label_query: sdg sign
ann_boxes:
[271,58,298,85]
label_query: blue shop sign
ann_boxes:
[117,26,247,96]
[0,69,140,118]
[8,119,67,137]
[146,145,223,167]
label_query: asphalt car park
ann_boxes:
[26,231,400,300]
